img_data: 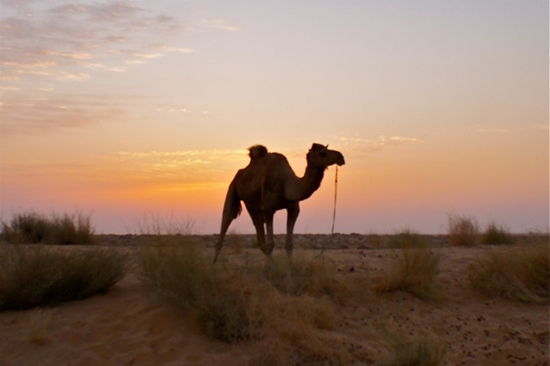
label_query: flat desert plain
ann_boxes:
[1,234,548,366]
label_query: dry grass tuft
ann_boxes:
[468,243,549,304]
[1,211,94,245]
[138,237,372,364]
[137,237,256,342]
[0,245,126,311]
[381,333,447,366]
[375,232,442,301]
[481,222,515,245]
[448,215,479,246]
[258,253,352,304]
[128,212,197,235]
[387,229,429,248]
[25,308,54,344]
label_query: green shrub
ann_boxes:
[482,222,515,245]
[0,246,126,311]
[468,243,549,304]
[1,211,94,245]
[448,215,479,246]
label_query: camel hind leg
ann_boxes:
[285,203,300,257]
[214,181,242,263]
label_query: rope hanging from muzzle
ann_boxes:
[331,165,339,237]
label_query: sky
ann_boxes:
[1,0,548,235]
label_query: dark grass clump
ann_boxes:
[0,246,126,311]
[468,243,549,304]
[381,335,447,366]
[136,237,371,365]
[137,237,258,342]
[258,253,351,304]
[481,222,515,245]
[1,211,94,245]
[387,229,429,248]
[448,215,479,246]
[375,231,442,301]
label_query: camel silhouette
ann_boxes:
[214,143,345,262]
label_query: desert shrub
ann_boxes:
[0,245,126,311]
[366,233,384,248]
[1,211,94,245]
[25,308,54,344]
[1,212,50,243]
[258,254,350,304]
[381,334,447,366]
[468,243,549,304]
[448,215,479,246]
[138,237,258,342]
[481,222,515,245]
[137,237,371,364]
[129,212,197,235]
[375,237,441,301]
[387,229,429,248]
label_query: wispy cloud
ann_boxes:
[476,127,509,134]
[114,148,249,182]
[0,93,125,136]
[118,149,247,162]
[198,18,240,31]
[0,1,186,83]
[529,124,549,131]
[0,0,189,136]
[338,135,420,153]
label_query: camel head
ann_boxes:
[306,143,345,168]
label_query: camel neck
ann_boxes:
[296,164,325,201]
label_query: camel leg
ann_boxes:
[247,209,268,255]
[285,203,300,257]
[214,180,241,263]
[264,210,275,256]
[214,215,234,263]
[254,221,267,255]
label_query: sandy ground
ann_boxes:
[1,234,548,365]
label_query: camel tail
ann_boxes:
[222,180,242,221]
[214,179,241,263]
[248,145,268,159]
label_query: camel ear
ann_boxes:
[311,143,325,151]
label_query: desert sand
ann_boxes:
[1,234,548,366]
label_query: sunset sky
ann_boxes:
[1,0,548,235]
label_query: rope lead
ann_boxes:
[331,165,339,237]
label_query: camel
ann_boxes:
[214,143,345,263]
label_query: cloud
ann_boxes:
[529,124,549,131]
[0,0,190,136]
[0,93,125,136]
[198,18,240,31]
[338,135,420,153]
[114,148,249,182]
[0,1,187,83]
[476,127,509,134]
[118,149,247,162]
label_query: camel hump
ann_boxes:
[248,145,268,159]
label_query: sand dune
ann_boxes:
[1,235,548,365]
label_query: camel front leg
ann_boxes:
[264,210,275,256]
[285,203,300,257]
[249,218,268,256]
